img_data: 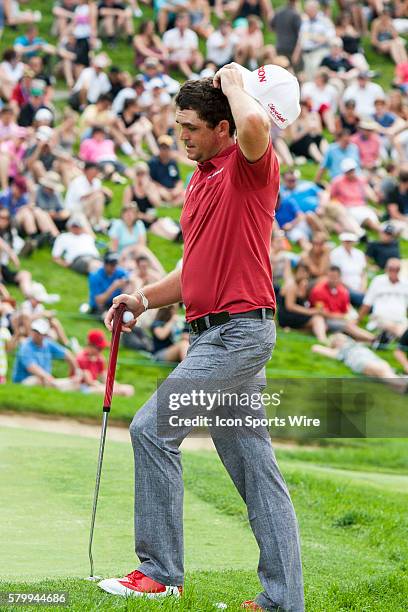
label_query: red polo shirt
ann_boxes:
[180,141,279,322]
[309,280,350,314]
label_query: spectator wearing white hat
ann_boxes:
[52,215,102,274]
[330,232,367,306]
[25,125,77,187]
[36,171,70,231]
[330,158,381,234]
[12,318,80,391]
[17,282,69,346]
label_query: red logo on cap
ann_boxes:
[267,103,286,124]
[257,65,267,83]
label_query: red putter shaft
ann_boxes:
[103,302,126,411]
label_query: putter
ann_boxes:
[87,302,127,581]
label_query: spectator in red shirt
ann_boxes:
[77,328,134,396]
[350,120,381,170]
[310,265,374,340]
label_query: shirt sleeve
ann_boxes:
[48,339,67,360]
[232,140,279,191]
[363,277,378,306]
[52,234,65,258]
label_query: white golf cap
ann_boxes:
[341,157,358,173]
[237,64,300,129]
[34,108,54,123]
[339,232,358,242]
[31,318,50,335]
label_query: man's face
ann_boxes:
[85,168,99,181]
[31,330,44,346]
[104,262,117,276]
[358,76,368,89]
[176,15,189,31]
[328,270,340,287]
[284,173,297,190]
[1,111,13,125]
[339,134,350,147]
[29,57,42,74]
[345,169,356,180]
[387,261,401,282]
[175,108,228,163]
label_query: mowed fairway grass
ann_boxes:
[1,428,408,611]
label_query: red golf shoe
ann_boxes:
[98,569,182,598]
[241,601,264,610]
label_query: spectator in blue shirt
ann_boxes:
[148,135,184,205]
[0,175,29,216]
[280,171,323,213]
[276,196,314,250]
[12,318,79,390]
[315,129,360,183]
[88,251,131,314]
[14,25,54,60]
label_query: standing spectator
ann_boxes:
[270,0,301,61]
[330,158,381,233]
[162,12,203,79]
[350,120,382,171]
[77,328,134,395]
[52,216,102,274]
[366,224,401,269]
[294,0,335,79]
[359,258,408,338]
[206,21,238,68]
[330,232,367,306]
[88,251,131,315]
[315,129,360,183]
[12,318,80,391]
[148,136,184,205]
[310,265,374,340]
[343,72,385,117]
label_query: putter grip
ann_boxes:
[103,302,127,411]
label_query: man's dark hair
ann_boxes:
[329,265,341,274]
[2,49,16,62]
[84,162,99,171]
[399,170,408,183]
[97,94,111,104]
[175,78,236,136]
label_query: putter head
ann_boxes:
[85,575,102,582]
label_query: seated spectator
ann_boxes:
[277,262,328,342]
[70,53,112,110]
[52,0,78,39]
[276,193,324,250]
[366,223,401,269]
[10,67,34,114]
[162,12,203,79]
[0,106,19,143]
[64,163,112,233]
[343,71,385,117]
[0,208,33,294]
[133,20,168,68]
[79,126,129,183]
[206,20,238,68]
[134,254,164,286]
[288,100,326,163]
[98,0,134,47]
[36,171,70,232]
[234,15,265,71]
[0,175,59,249]
[187,0,213,39]
[300,232,330,281]
[371,10,408,65]
[359,258,408,338]
[335,12,367,71]
[122,163,182,241]
[280,171,324,214]
[315,129,360,183]
[17,283,68,345]
[270,229,295,289]
[302,69,338,134]
[77,328,134,395]
[320,38,358,88]
[330,158,381,234]
[336,99,360,135]
[295,0,335,79]
[0,321,12,383]
[52,215,102,274]
[13,25,55,61]
[138,57,179,96]
[312,333,406,390]
[310,265,374,340]
[384,168,408,239]
[24,125,78,187]
[350,120,382,171]
[117,99,159,159]
[0,125,28,191]
[17,80,52,128]
[0,49,25,101]
[12,318,80,391]
[148,136,184,205]
[372,97,405,138]
[88,251,132,315]
[151,305,189,362]
[394,327,408,373]
[3,0,41,27]
[270,0,301,61]
[330,232,367,307]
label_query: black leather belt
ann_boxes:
[189,308,274,335]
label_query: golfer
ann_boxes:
[100,64,304,611]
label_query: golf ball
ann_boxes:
[122,311,133,323]
[214,604,227,609]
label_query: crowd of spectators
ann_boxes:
[0,0,407,392]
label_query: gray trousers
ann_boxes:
[129,318,304,612]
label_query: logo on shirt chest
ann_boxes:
[207,167,224,180]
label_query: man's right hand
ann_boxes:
[104,293,145,332]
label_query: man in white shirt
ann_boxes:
[330,232,367,307]
[206,20,238,68]
[71,53,112,107]
[296,0,335,79]
[64,162,111,231]
[343,72,385,117]
[162,12,203,78]
[52,215,102,275]
[359,258,408,337]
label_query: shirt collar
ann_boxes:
[197,143,236,172]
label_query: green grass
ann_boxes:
[1,428,408,611]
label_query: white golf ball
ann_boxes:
[214,604,227,609]
[122,311,134,323]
